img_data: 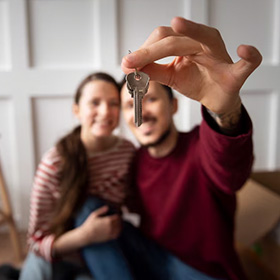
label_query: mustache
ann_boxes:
[140,125,172,148]
[142,116,157,123]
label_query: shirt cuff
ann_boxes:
[201,105,253,137]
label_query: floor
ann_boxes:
[0,231,278,279]
[0,231,27,269]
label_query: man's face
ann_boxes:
[121,81,177,147]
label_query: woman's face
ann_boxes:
[74,80,120,139]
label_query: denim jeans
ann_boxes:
[75,196,221,280]
[74,197,135,280]
[19,252,92,280]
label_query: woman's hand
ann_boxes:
[79,205,122,245]
[52,205,122,258]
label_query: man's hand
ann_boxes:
[121,17,262,117]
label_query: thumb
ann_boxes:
[233,45,262,82]
[92,205,109,218]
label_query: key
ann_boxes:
[126,71,150,127]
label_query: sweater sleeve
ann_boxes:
[199,105,254,194]
[27,147,61,261]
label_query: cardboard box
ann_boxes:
[236,175,280,246]
[235,171,280,279]
[251,171,280,196]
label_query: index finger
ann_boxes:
[121,35,200,73]
[121,16,226,73]
[139,26,178,49]
[171,17,226,50]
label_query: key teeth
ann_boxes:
[126,71,149,128]
[127,86,134,97]
[135,119,142,127]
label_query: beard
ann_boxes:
[140,125,172,148]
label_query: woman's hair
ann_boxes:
[49,72,120,237]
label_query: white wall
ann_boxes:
[0,0,279,230]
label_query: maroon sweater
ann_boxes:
[132,107,253,280]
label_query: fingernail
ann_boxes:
[126,52,136,62]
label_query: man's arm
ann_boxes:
[200,105,254,193]
[206,102,242,136]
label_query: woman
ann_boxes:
[20,72,136,280]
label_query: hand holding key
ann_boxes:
[122,17,262,116]
[126,71,150,127]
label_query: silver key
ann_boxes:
[126,71,150,127]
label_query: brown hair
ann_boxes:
[50,72,120,237]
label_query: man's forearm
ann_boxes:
[207,105,242,136]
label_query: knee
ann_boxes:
[83,196,106,212]
[74,196,106,227]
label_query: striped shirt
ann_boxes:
[27,137,135,261]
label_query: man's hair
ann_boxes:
[119,75,174,101]
[160,84,174,101]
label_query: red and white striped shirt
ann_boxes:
[27,137,135,261]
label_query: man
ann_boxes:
[120,16,262,280]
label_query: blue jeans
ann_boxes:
[75,196,221,280]
[74,197,135,280]
[19,252,92,280]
